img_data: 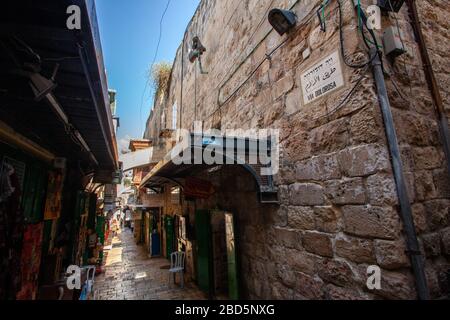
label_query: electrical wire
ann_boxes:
[357,0,372,49]
[317,0,331,32]
[389,0,412,97]
[388,0,406,51]
[216,3,321,111]
[337,0,378,69]
[314,66,370,120]
[217,37,290,108]
[387,0,410,79]
[390,76,410,103]
[356,0,382,50]
[215,0,305,110]
[206,0,381,121]
[139,0,172,137]
[215,0,276,90]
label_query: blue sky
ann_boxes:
[95,0,200,151]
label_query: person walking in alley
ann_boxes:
[111,217,119,238]
[125,207,132,230]
[115,207,123,230]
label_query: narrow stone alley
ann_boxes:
[94,229,206,300]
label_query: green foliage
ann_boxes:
[123,177,132,188]
[149,61,172,100]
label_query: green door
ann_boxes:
[70,191,87,265]
[22,164,48,224]
[195,210,213,294]
[165,216,175,258]
[96,215,106,264]
[225,213,239,299]
[87,193,97,230]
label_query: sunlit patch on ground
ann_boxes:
[94,229,206,300]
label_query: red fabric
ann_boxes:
[16,223,44,300]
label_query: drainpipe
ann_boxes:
[371,47,430,300]
[406,0,450,178]
[180,33,186,130]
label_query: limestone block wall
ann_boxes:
[145,0,450,299]
[379,0,450,299]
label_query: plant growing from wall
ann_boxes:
[123,177,132,188]
[149,61,172,102]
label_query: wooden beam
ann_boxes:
[0,119,55,163]
[0,24,76,42]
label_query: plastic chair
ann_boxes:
[82,265,96,296]
[169,252,186,288]
[79,285,88,301]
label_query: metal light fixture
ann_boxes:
[29,72,57,101]
[268,9,297,36]
[188,36,208,74]
[377,0,405,12]
[188,36,206,63]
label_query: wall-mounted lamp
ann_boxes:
[188,36,208,74]
[268,9,297,36]
[377,0,404,12]
[29,72,57,101]
[188,36,206,63]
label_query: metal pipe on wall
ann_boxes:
[406,0,450,179]
[371,48,430,300]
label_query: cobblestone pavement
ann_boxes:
[94,229,207,300]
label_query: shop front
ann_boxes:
[0,0,119,300]
[143,208,161,258]
[0,140,48,300]
[139,134,277,299]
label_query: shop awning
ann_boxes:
[120,148,154,172]
[0,0,118,177]
[139,134,279,204]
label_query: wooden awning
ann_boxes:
[139,134,278,204]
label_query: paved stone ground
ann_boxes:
[94,229,206,300]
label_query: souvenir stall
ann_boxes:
[84,194,101,267]
[1,142,55,300]
[95,213,106,267]
[38,168,65,286]
[72,192,89,267]
[132,207,144,244]
[0,152,26,300]
[16,223,44,300]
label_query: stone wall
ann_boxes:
[145,0,450,299]
[381,0,450,299]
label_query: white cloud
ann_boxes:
[118,135,131,154]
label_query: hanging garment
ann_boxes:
[0,163,15,204]
[0,164,24,300]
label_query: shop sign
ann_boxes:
[132,212,142,221]
[184,177,215,199]
[300,50,344,105]
[44,170,65,220]
[142,193,165,207]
